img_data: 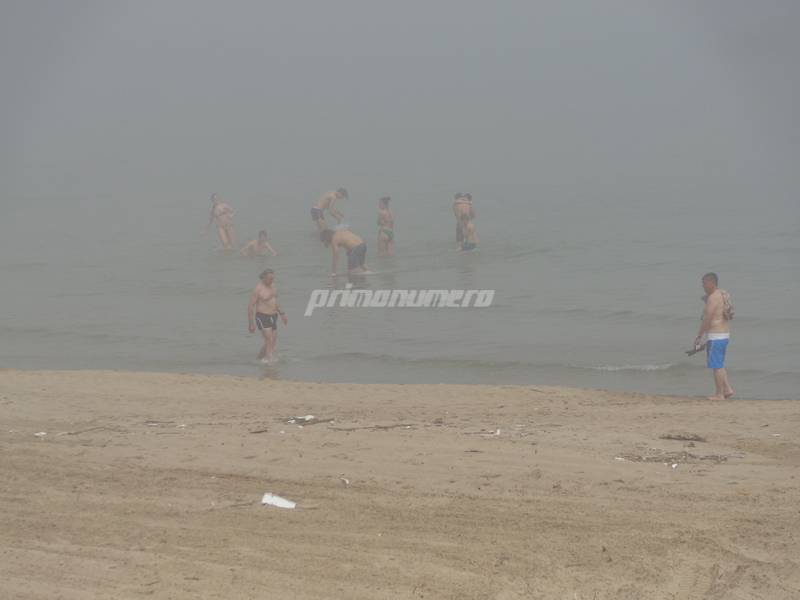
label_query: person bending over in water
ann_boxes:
[241,230,278,258]
[247,269,288,364]
[206,193,236,250]
[693,272,734,400]
[311,188,347,232]
[376,196,395,257]
[453,192,475,247]
[320,228,369,275]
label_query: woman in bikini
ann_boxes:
[206,193,236,250]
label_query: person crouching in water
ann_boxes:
[377,196,395,257]
[240,230,278,258]
[247,269,287,364]
[320,228,369,276]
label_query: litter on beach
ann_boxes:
[261,493,296,509]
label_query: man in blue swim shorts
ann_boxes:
[693,272,734,400]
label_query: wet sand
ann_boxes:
[1,370,799,599]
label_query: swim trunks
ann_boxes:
[706,333,729,369]
[461,241,477,251]
[379,227,394,242]
[310,207,324,221]
[347,242,367,271]
[255,312,278,331]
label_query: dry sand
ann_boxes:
[1,370,799,599]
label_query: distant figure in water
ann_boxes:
[453,192,475,248]
[311,188,347,232]
[247,269,287,364]
[207,193,236,250]
[320,228,369,275]
[460,214,479,252]
[240,230,277,258]
[693,272,734,400]
[376,196,395,257]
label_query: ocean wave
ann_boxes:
[589,363,676,372]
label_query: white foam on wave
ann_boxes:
[592,363,676,372]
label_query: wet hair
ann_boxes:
[259,268,274,279]
[465,193,472,201]
[379,196,391,206]
[454,192,463,200]
[258,230,268,238]
[210,193,219,203]
[320,229,334,246]
[336,187,348,198]
[702,272,718,285]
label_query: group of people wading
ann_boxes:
[206,188,479,364]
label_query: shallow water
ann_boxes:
[2,187,798,399]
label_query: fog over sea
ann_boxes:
[2,2,797,399]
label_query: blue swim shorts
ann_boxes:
[706,338,729,369]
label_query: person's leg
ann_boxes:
[377,233,385,256]
[722,368,734,398]
[357,244,369,272]
[268,326,277,360]
[708,369,726,400]
[264,327,276,362]
[257,329,269,361]
[217,226,229,248]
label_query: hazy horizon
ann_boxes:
[2,1,798,206]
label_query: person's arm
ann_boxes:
[276,301,288,325]
[265,241,277,256]
[331,243,339,276]
[329,199,344,223]
[240,241,253,257]
[247,289,258,332]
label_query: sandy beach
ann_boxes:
[1,370,799,599]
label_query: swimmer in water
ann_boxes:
[453,192,475,248]
[240,230,278,258]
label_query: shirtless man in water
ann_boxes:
[311,188,347,231]
[240,230,277,258]
[247,269,288,364]
[693,272,734,400]
[207,193,236,250]
[320,228,369,275]
[452,193,475,247]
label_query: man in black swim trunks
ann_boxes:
[319,228,369,275]
[247,269,288,364]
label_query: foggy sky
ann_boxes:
[1,0,798,207]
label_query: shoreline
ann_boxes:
[2,369,799,599]
[1,366,793,402]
